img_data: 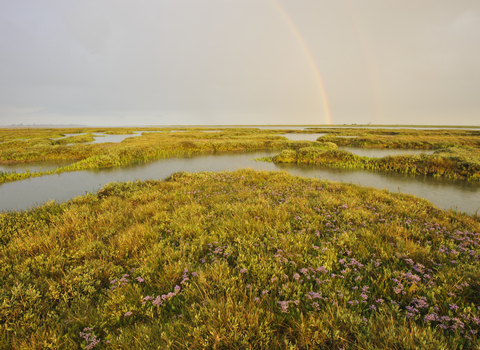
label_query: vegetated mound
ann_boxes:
[1,169,479,349]
[269,146,480,181]
[314,130,480,149]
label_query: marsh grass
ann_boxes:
[0,127,325,184]
[2,127,480,184]
[262,147,480,181]
[311,128,480,149]
[1,169,479,349]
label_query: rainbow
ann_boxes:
[270,0,332,124]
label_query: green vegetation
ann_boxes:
[259,146,480,181]
[311,128,480,149]
[2,127,480,184]
[1,169,479,348]
[0,127,340,184]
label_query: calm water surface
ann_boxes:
[1,150,479,215]
[281,133,327,141]
[0,160,76,173]
[337,147,435,157]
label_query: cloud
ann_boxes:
[0,106,46,114]
[0,0,479,126]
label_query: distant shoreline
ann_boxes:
[1,124,479,129]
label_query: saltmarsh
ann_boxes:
[1,169,479,349]
[1,127,480,184]
[260,146,480,181]
[0,128,310,184]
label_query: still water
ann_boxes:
[337,147,435,157]
[280,134,435,157]
[1,150,479,215]
[281,133,327,141]
[86,133,144,144]
[0,160,76,173]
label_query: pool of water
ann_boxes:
[307,126,480,131]
[281,133,327,141]
[0,159,76,173]
[1,150,479,215]
[337,147,435,157]
[56,133,86,139]
[85,133,144,144]
[275,162,480,214]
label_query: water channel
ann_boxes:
[0,160,76,174]
[1,150,479,215]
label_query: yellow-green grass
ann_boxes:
[312,129,480,149]
[0,128,323,184]
[2,127,480,184]
[260,146,480,181]
[1,169,479,349]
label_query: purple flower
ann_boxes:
[424,313,438,322]
[240,268,247,274]
[450,303,459,311]
[136,277,144,283]
[317,266,328,274]
[124,311,133,317]
[293,273,300,280]
[277,301,289,313]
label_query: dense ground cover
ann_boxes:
[1,169,479,349]
[0,128,302,183]
[2,127,480,184]
[260,146,480,181]
[309,128,480,149]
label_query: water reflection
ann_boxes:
[275,162,480,215]
[0,160,76,173]
[1,150,479,215]
[281,133,327,141]
[337,147,435,157]
[86,133,144,144]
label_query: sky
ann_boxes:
[0,0,479,126]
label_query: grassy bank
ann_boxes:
[311,129,480,149]
[260,146,480,181]
[2,127,480,184]
[1,169,479,349]
[0,129,313,183]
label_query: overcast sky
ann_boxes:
[0,0,479,126]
